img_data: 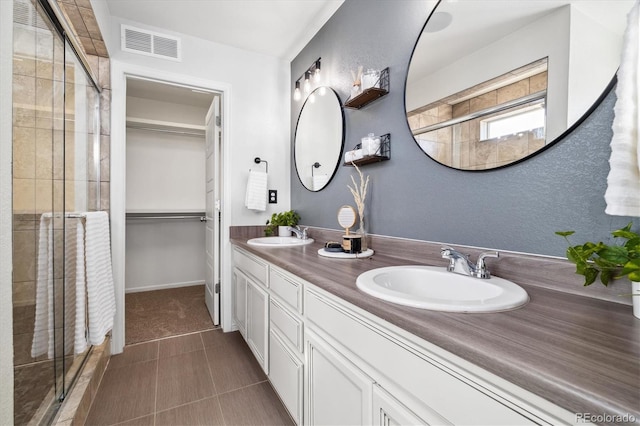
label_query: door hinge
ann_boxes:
[215,282,220,294]
[216,115,221,127]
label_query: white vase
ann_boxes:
[633,281,640,320]
[278,226,291,237]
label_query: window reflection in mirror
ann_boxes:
[409,59,549,169]
[406,0,634,171]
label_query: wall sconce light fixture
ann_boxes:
[293,57,321,101]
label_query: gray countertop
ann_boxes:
[231,237,640,424]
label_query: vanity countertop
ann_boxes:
[231,236,640,423]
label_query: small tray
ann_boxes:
[318,248,374,259]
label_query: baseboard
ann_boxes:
[124,280,205,294]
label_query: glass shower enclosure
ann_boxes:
[12,0,101,423]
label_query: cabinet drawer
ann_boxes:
[270,298,303,353]
[305,289,536,425]
[270,268,302,313]
[234,248,268,287]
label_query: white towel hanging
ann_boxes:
[84,211,116,346]
[605,0,640,217]
[245,169,268,211]
[31,215,54,358]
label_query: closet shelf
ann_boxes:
[126,117,206,136]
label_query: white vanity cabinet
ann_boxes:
[231,246,568,426]
[268,267,305,425]
[232,248,269,373]
[305,329,373,425]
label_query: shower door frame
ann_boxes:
[10,0,103,422]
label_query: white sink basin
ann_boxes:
[247,236,314,247]
[356,265,528,313]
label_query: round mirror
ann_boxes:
[294,86,345,190]
[337,205,357,233]
[405,0,633,171]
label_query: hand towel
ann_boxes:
[313,174,329,191]
[84,211,116,345]
[64,218,87,355]
[32,214,54,358]
[245,169,268,211]
[605,0,640,217]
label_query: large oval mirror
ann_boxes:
[406,0,633,171]
[294,86,344,191]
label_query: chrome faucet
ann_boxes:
[287,225,309,240]
[440,246,499,279]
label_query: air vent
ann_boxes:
[13,0,50,30]
[121,25,181,61]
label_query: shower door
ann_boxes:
[12,0,101,423]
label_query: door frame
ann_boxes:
[110,61,233,354]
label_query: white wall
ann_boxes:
[125,96,207,291]
[567,6,621,124]
[110,17,291,224]
[0,0,13,422]
[126,97,207,212]
[94,6,291,349]
[125,219,206,292]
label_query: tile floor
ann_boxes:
[85,330,293,425]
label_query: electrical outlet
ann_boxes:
[268,190,277,204]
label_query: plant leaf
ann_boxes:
[555,231,575,237]
[619,258,640,277]
[597,245,629,264]
[583,267,599,286]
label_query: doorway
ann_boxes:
[123,77,222,344]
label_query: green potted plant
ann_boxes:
[265,210,301,237]
[556,222,640,319]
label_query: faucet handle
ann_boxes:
[476,251,499,278]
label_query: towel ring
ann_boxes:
[253,157,268,173]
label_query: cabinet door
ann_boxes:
[305,330,373,426]
[269,329,303,425]
[373,384,442,426]
[247,278,269,373]
[232,268,247,338]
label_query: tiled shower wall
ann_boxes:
[12,0,110,316]
[408,71,548,169]
[12,1,110,423]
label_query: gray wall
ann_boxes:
[291,0,638,257]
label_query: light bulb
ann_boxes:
[304,72,311,93]
[319,86,327,96]
[314,60,321,82]
[293,81,301,101]
[309,93,316,103]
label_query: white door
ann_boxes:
[205,95,221,325]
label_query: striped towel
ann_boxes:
[31,215,54,358]
[64,218,88,355]
[84,211,116,345]
[245,169,268,211]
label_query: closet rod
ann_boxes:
[126,215,206,221]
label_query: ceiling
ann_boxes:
[104,0,344,60]
[408,0,632,83]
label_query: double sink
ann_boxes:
[247,236,529,313]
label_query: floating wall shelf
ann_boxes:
[344,67,390,110]
[344,133,390,166]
